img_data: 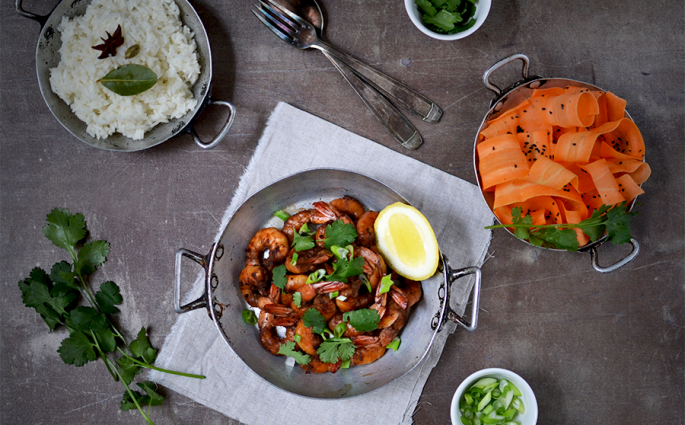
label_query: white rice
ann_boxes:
[49,0,200,140]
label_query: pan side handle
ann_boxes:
[186,99,236,150]
[482,53,531,97]
[174,248,209,313]
[589,238,640,273]
[443,265,482,331]
[15,0,49,27]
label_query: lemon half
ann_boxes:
[374,202,440,281]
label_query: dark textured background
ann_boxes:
[1,0,683,424]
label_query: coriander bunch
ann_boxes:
[18,208,204,425]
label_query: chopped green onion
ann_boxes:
[306,269,325,284]
[360,275,372,292]
[274,210,290,221]
[333,322,347,339]
[242,309,257,325]
[336,295,347,302]
[329,291,339,299]
[461,376,526,425]
[341,359,350,369]
[294,334,301,343]
[386,337,401,351]
[291,252,299,265]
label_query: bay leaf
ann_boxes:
[99,64,157,96]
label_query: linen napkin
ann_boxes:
[150,102,493,425]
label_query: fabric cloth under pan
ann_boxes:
[149,102,493,425]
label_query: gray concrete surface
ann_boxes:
[1,0,683,424]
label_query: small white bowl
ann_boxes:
[450,368,538,425]
[404,0,491,41]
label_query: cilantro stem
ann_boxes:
[92,340,154,425]
[116,348,206,379]
[90,330,119,382]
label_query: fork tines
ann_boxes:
[251,0,310,43]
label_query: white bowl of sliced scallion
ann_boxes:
[450,368,538,425]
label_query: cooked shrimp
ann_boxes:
[302,356,341,374]
[328,313,365,337]
[260,325,295,356]
[350,343,386,366]
[356,246,386,290]
[245,228,289,270]
[311,294,338,320]
[302,281,346,301]
[286,247,332,274]
[335,291,373,313]
[295,319,322,356]
[330,196,365,221]
[402,280,423,308]
[389,285,409,310]
[311,201,354,225]
[239,265,269,307]
[356,211,379,247]
[282,210,314,244]
[378,300,408,347]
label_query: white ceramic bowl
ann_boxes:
[450,368,538,425]
[404,0,491,40]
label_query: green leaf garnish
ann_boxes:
[416,0,478,34]
[379,274,394,295]
[129,327,157,364]
[292,223,315,252]
[95,281,123,314]
[317,338,356,364]
[121,381,164,411]
[99,64,158,96]
[58,331,97,366]
[325,256,364,283]
[306,269,325,284]
[303,308,326,334]
[486,202,637,252]
[272,264,287,289]
[292,292,302,307]
[343,309,380,332]
[386,337,401,351]
[19,208,205,423]
[277,341,311,365]
[242,309,257,325]
[324,220,358,250]
[274,210,291,221]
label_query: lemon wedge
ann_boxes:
[374,202,440,280]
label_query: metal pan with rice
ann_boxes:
[17,0,235,151]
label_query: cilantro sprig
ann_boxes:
[324,220,358,250]
[415,0,478,34]
[317,337,356,364]
[292,223,315,252]
[485,203,638,251]
[278,341,311,365]
[343,309,380,332]
[18,209,204,425]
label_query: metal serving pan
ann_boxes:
[16,0,235,151]
[473,53,641,273]
[174,168,482,398]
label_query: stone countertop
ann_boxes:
[1,0,683,424]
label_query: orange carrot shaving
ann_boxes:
[477,85,650,247]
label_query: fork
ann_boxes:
[252,0,443,124]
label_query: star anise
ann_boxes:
[92,25,124,59]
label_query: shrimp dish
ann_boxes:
[238,196,423,373]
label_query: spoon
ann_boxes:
[274,0,423,149]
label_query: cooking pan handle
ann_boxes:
[187,99,236,150]
[174,248,209,314]
[482,53,531,97]
[15,0,49,27]
[589,238,640,273]
[443,266,482,331]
